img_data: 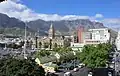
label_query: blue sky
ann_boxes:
[22,0,120,18]
[0,0,120,28]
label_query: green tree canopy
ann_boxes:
[43,42,49,48]
[0,58,45,76]
[39,42,42,48]
[36,50,51,58]
[79,43,112,68]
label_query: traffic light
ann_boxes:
[0,0,6,3]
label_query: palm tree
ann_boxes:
[54,43,57,48]
[49,39,52,49]
[39,42,42,48]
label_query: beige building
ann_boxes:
[35,23,71,49]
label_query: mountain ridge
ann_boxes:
[0,13,105,36]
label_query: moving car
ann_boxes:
[64,72,72,76]
[88,72,92,76]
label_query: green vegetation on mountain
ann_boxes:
[0,28,35,36]
[0,13,105,36]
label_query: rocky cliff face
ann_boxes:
[0,13,105,35]
[27,19,105,35]
[0,13,25,28]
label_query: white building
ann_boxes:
[116,31,120,51]
[71,28,117,51]
[85,28,111,44]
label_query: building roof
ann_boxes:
[88,28,108,31]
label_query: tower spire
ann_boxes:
[48,23,55,39]
[50,23,53,29]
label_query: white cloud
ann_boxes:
[101,18,120,28]
[95,14,103,18]
[0,0,90,21]
[0,0,104,22]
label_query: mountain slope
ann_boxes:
[28,19,105,35]
[0,13,105,36]
[0,13,25,28]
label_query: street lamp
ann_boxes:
[23,22,27,59]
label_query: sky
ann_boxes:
[0,0,120,28]
[22,0,120,18]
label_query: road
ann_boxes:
[113,48,120,75]
[71,67,88,76]
[56,67,89,76]
[115,51,120,73]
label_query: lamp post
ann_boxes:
[23,22,27,59]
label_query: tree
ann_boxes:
[79,43,112,68]
[49,39,52,49]
[29,40,33,48]
[64,39,71,48]
[0,57,45,76]
[36,50,51,57]
[39,42,42,48]
[54,43,57,48]
[43,42,49,48]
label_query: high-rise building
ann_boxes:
[48,23,55,39]
[77,26,84,43]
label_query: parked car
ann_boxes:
[88,72,92,76]
[73,68,79,72]
[78,63,85,68]
[108,72,112,76]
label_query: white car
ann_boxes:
[78,63,85,68]
[111,61,115,64]
[88,72,92,76]
[109,64,114,68]
[108,72,112,76]
[64,72,71,76]
[78,65,82,68]
[73,68,79,72]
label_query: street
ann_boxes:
[71,67,88,76]
[55,67,88,76]
[115,51,120,74]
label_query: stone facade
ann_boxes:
[35,24,71,49]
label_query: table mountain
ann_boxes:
[0,13,105,36]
